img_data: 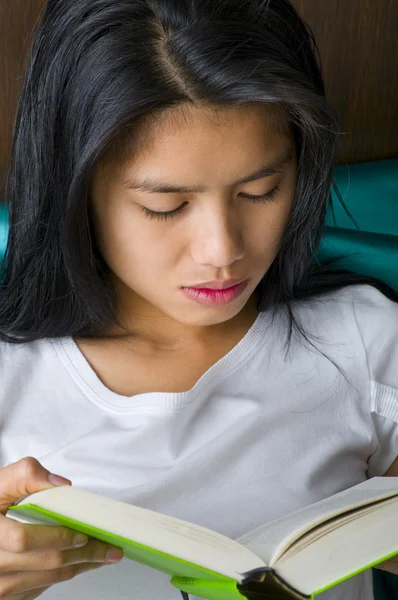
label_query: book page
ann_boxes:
[278,499,387,560]
[235,477,398,566]
[274,496,398,595]
[6,485,265,581]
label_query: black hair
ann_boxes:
[0,0,397,345]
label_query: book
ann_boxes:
[6,477,398,600]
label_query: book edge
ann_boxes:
[265,484,398,565]
[310,548,398,596]
[7,502,262,582]
[273,494,398,566]
[8,487,259,565]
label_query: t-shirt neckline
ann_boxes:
[52,310,270,413]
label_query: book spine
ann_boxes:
[237,568,309,600]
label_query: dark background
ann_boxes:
[0,0,397,197]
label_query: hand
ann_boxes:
[0,457,124,600]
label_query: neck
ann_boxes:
[105,289,259,352]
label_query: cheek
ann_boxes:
[94,207,180,273]
[246,199,293,258]
[265,181,296,240]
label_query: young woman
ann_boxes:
[0,1,397,599]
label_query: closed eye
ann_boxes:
[240,185,280,203]
[140,185,280,221]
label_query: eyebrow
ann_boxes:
[122,148,294,194]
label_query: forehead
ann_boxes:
[101,102,292,181]
[136,102,291,155]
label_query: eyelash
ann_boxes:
[140,185,281,221]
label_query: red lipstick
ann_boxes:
[181,279,249,306]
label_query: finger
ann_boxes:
[0,562,107,597]
[0,538,123,573]
[0,457,71,514]
[23,586,52,600]
[2,585,51,600]
[0,518,89,554]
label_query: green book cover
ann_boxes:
[7,478,398,600]
[6,501,308,599]
[7,501,261,600]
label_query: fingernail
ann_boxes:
[106,548,124,562]
[48,473,72,486]
[73,533,88,547]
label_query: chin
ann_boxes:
[170,302,246,327]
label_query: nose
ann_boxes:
[190,205,245,268]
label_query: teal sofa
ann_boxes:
[0,202,6,262]
[320,159,398,599]
[0,160,398,599]
[318,159,398,291]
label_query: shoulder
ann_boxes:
[285,284,398,368]
[0,338,44,359]
[299,284,398,385]
[327,284,398,338]
[332,283,398,311]
[292,283,397,326]
[296,282,395,307]
[0,338,57,383]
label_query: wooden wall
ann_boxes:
[0,0,397,196]
[0,0,45,194]
[293,0,398,164]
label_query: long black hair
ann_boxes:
[0,0,396,344]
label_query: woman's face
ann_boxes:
[90,103,297,330]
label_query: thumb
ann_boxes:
[0,456,72,514]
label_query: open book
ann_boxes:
[6,477,398,600]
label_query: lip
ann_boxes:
[181,279,249,307]
[187,278,247,290]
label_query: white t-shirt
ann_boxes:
[1,284,398,600]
